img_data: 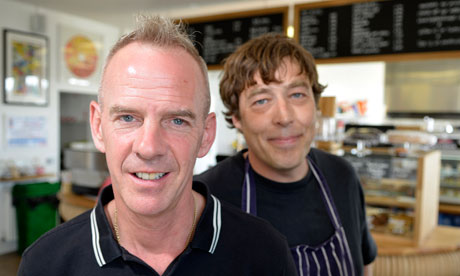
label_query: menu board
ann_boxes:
[295,0,460,60]
[184,8,288,67]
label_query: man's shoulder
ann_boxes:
[219,199,287,245]
[195,152,245,183]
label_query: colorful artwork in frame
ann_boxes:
[2,29,49,106]
[58,25,103,87]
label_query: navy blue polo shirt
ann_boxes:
[18,182,297,276]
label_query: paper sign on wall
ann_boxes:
[6,116,47,147]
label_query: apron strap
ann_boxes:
[307,157,343,230]
[242,157,257,215]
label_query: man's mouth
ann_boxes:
[134,172,167,180]
[269,134,301,143]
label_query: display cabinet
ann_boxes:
[342,149,441,246]
[439,151,460,205]
[438,151,460,225]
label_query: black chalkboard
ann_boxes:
[184,8,288,68]
[295,0,460,61]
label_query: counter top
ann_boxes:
[374,225,460,256]
[0,174,55,182]
[58,191,96,209]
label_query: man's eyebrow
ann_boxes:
[164,109,196,120]
[246,80,311,98]
[246,87,270,99]
[109,105,137,116]
[287,80,311,89]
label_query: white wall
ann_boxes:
[317,61,386,123]
[0,0,119,179]
[194,70,239,174]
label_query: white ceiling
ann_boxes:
[10,0,281,31]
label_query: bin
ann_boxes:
[12,182,60,254]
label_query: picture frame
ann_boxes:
[58,24,103,87]
[2,29,49,106]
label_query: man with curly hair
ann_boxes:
[196,33,377,276]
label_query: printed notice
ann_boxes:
[6,116,48,147]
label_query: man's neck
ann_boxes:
[245,150,309,183]
[106,191,204,275]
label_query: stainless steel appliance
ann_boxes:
[385,59,460,118]
[63,143,108,195]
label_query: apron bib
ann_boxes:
[241,157,355,276]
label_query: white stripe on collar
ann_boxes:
[90,208,106,267]
[209,195,222,254]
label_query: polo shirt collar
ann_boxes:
[90,182,222,267]
[189,181,222,254]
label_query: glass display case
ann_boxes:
[342,149,441,245]
[438,151,460,226]
[439,151,460,205]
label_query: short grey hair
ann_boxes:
[98,15,210,115]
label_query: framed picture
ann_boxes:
[58,24,103,87]
[2,29,49,106]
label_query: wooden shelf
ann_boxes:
[439,203,460,215]
[0,174,55,183]
[379,178,416,187]
[366,195,415,209]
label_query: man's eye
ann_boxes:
[172,118,184,125]
[291,93,304,99]
[121,115,134,122]
[254,99,268,105]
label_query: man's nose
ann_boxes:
[273,98,294,127]
[133,123,167,160]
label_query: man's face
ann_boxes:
[233,58,317,181]
[90,42,215,216]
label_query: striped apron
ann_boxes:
[242,157,355,276]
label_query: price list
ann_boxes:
[186,10,286,66]
[296,0,460,60]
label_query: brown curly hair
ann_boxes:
[219,33,326,128]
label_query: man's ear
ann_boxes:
[89,101,106,153]
[197,112,216,158]
[232,115,242,131]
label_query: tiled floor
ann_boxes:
[0,252,21,276]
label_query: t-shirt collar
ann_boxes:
[90,181,222,267]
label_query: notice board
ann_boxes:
[184,7,288,69]
[294,0,460,63]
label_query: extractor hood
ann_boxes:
[385,59,460,118]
